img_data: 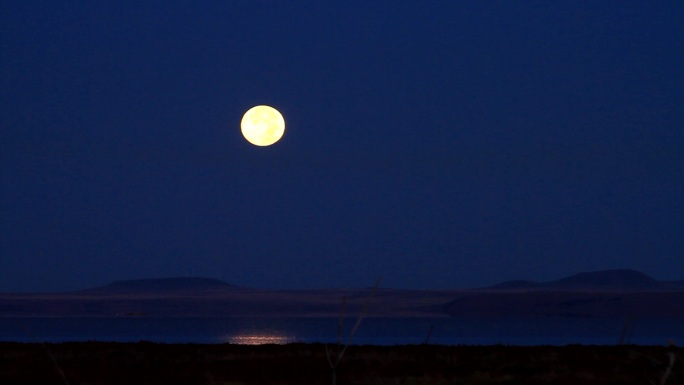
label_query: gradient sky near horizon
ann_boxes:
[2,1,683,292]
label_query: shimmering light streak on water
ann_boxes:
[223,334,296,345]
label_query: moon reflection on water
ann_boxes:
[223,333,296,345]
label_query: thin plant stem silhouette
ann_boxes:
[325,278,381,385]
[21,326,70,385]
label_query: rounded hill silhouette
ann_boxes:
[485,269,684,291]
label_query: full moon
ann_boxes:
[240,105,285,146]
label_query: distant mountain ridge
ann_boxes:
[2,269,683,318]
[485,269,684,291]
[80,277,238,294]
[79,269,684,294]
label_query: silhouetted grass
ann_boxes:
[0,342,681,385]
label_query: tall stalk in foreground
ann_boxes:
[325,279,380,385]
[22,326,70,385]
[659,341,677,385]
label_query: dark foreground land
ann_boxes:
[1,342,681,385]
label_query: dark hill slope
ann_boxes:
[443,269,684,318]
[485,269,684,291]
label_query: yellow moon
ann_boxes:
[240,105,285,146]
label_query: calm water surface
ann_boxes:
[1,317,681,346]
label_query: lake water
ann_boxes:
[1,317,681,346]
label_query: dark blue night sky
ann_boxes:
[2,1,682,292]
